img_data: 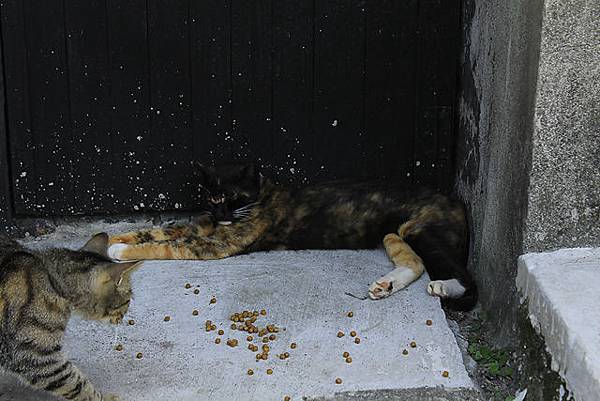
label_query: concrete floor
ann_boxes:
[0,224,477,401]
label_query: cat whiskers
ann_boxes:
[233,202,260,213]
[233,202,260,220]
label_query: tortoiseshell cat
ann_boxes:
[0,233,140,401]
[108,163,477,310]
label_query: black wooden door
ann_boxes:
[0,0,460,217]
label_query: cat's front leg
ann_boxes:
[107,238,240,261]
[19,355,114,401]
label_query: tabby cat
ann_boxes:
[108,163,477,310]
[0,233,140,401]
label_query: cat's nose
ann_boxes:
[213,204,229,220]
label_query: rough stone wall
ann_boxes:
[455,0,544,336]
[524,0,600,251]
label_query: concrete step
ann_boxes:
[1,224,478,401]
[517,248,600,401]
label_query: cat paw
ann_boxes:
[104,394,121,401]
[368,267,419,300]
[368,281,393,300]
[427,279,466,299]
[107,244,131,261]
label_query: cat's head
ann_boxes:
[54,233,142,324]
[197,162,262,224]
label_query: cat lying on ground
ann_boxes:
[0,233,139,401]
[108,163,477,310]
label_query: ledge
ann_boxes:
[517,248,600,401]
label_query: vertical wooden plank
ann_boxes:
[0,9,14,231]
[106,0,152,212]
[18,0,73,215]
[271,0,314,185]
[189,0,232,168]
[147,0,193,210]
[0,0,34,215]
[313,0,366,181]
[230,0,273,167]
[413,0,461,190]
[364,0,418,182]
[64,0,112,213]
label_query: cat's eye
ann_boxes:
[209,195,226,204]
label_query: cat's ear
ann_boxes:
[106,261,143,286]
[196,163,216,185]
[196,162,214,175]
[80,233,110,258]
[239,162,259,181]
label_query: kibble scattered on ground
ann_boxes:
[115,291,443,396]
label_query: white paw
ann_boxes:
[108,244,130,261]
[427,279,466,299]
[368,267,419,300]
[368,280,393,300]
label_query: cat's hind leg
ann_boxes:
[368,232,425,300]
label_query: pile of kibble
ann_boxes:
[208,308,294,364]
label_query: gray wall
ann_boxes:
[524,0,600,251]
[456,0,544,334]
[457,0,599,332]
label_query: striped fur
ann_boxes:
[0,233,140,401]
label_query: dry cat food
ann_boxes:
[402,349,409,356]
[350,331,357,337]
[247,369,254,376]
[210,297,217,304]
[347,311,354,318]
[337,331,345,338]
[342,351,349,358]
[185,283,191,289]
[226,339,239,347]
[284,397,291,401]
[194,289,200,295]
[266,368,273,375]
[290,342,297,349]
[442,370,449,378]
[354,338,361,344]
[215,338,221,344]
[128,319,135,326]
[218,329,224,335]
[192,310,199,316]
[345,357,352,363]
[163,316,171,322]
[135,352,143,359]
[114,344,123,352]
[335,378,342,384]
[426,319,433,326]
[410,341,417,348]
